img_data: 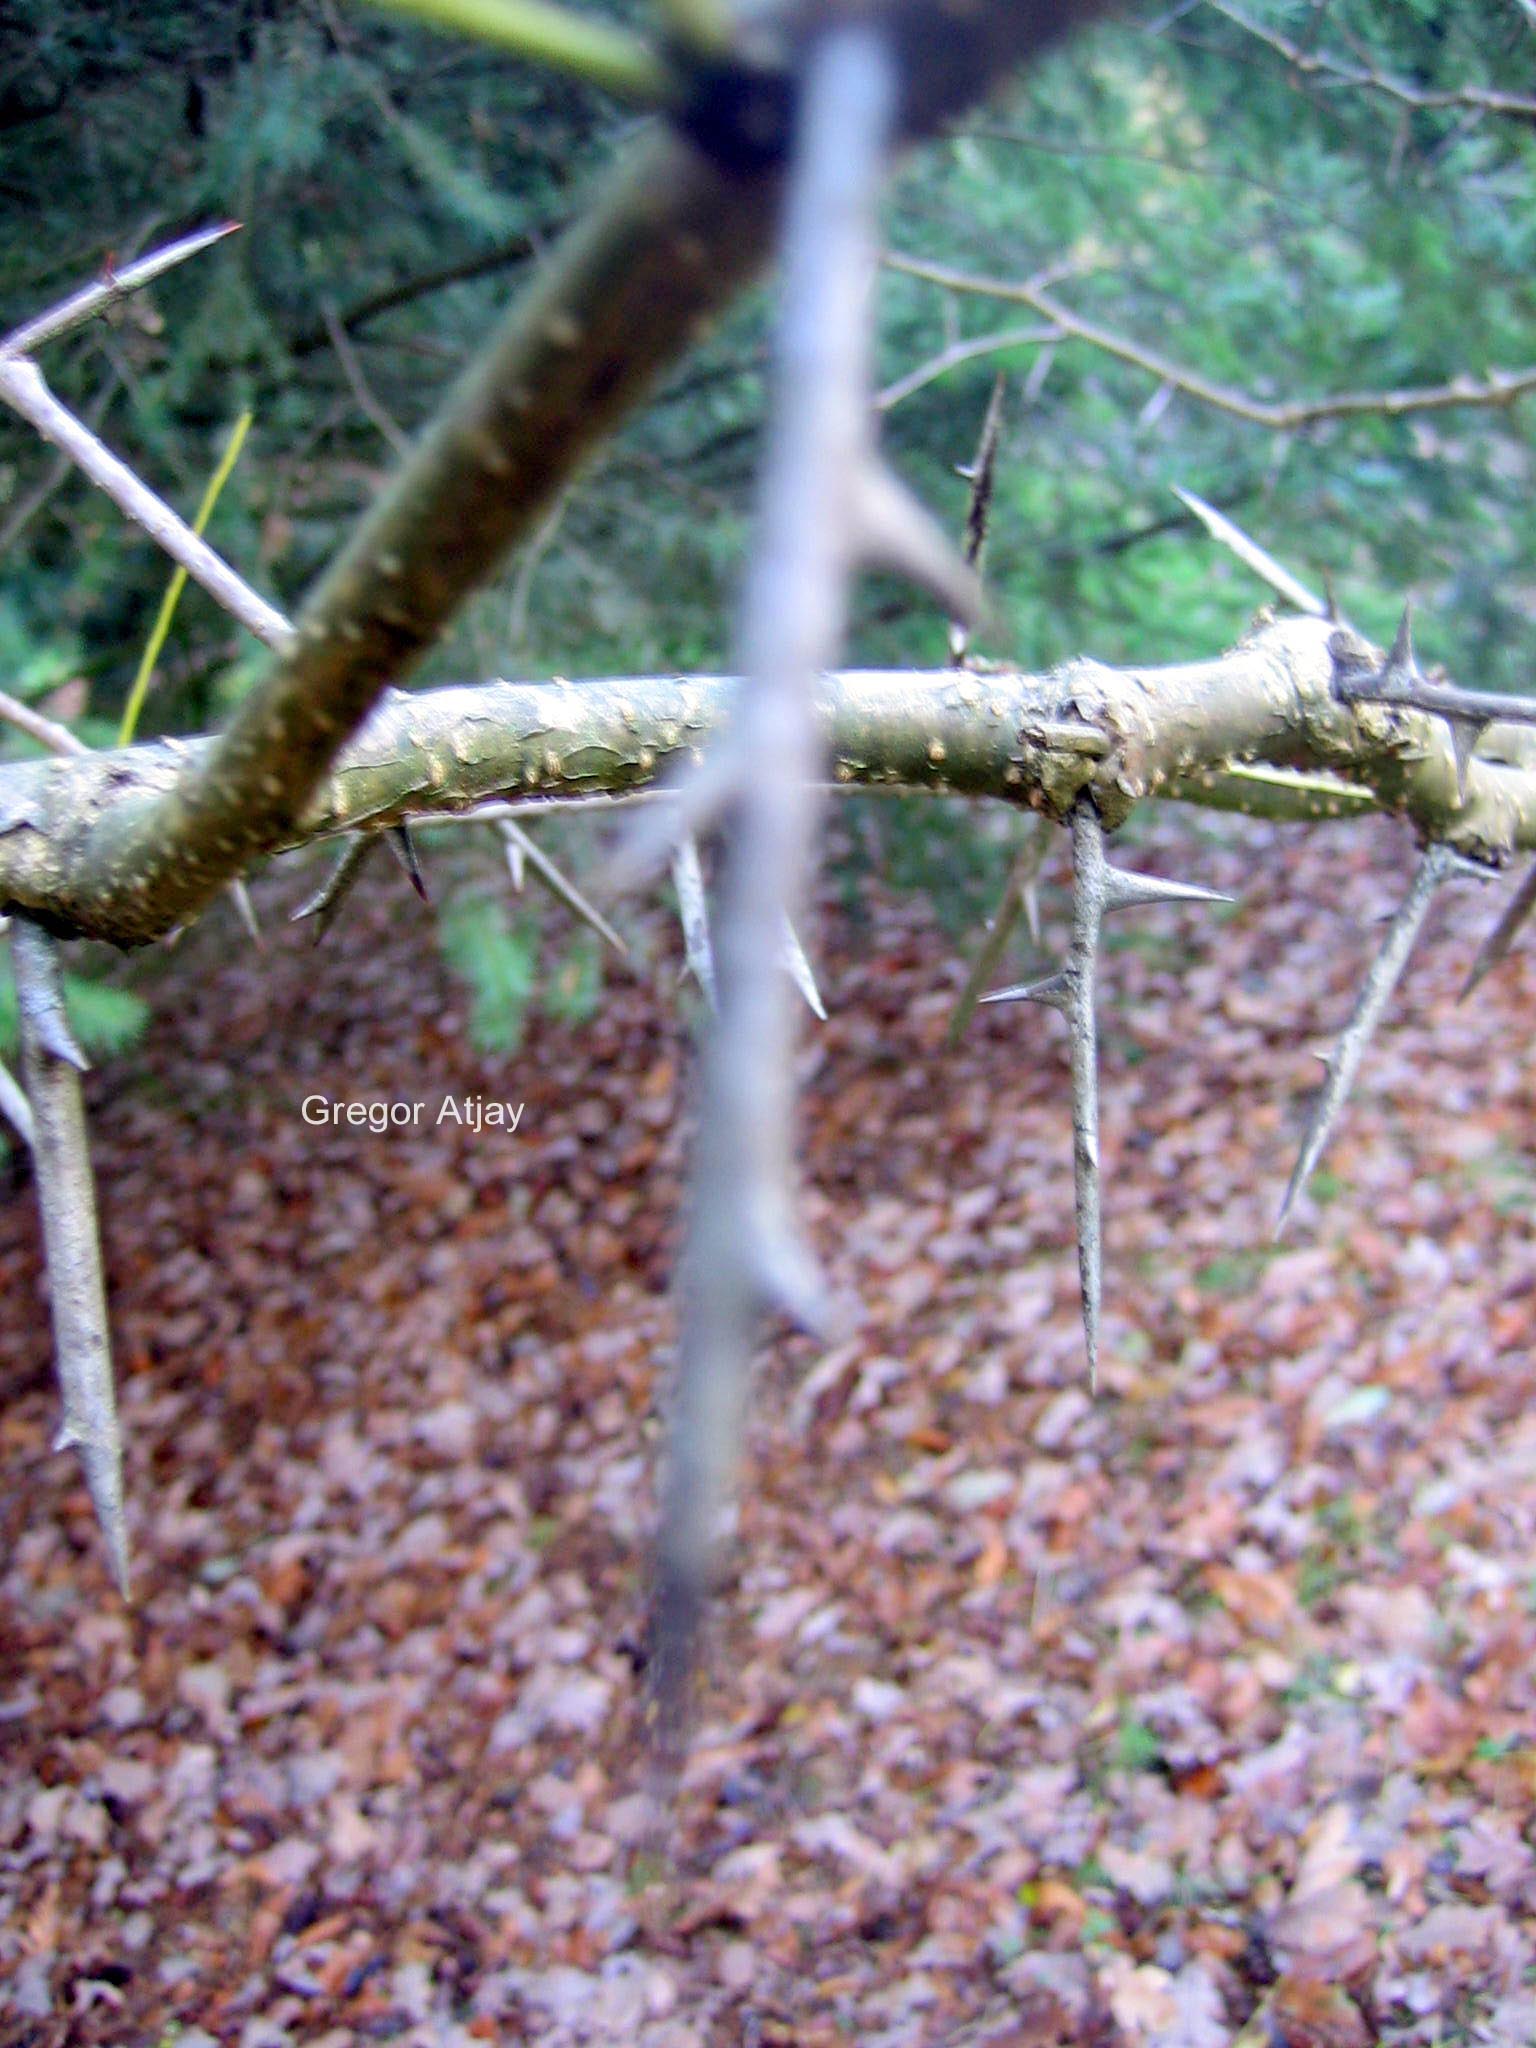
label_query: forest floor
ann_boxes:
[2,803,1536,2048]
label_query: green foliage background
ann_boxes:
[0,0,1533,1042]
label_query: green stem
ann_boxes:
[366,0,673,104]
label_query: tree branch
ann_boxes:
[7,617,1536,943]
[886,253,1536,429]
[1202,0,1536,123]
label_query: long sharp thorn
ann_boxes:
[499,820,629,957]
[290,834,377,943]
[229,878,263,948]
[671,833,716,1007]
[10,917,129,1596]
[386,822,430,902]
[856,461,987,627]
[1066,801,1106,1393]
[1383,599,1416,687]
[1102,867,1233,914]
[949,818,1051,1044]
[0,1053,36,1150]
[1278,843,1487,1235]
[0,221,242,360]
[12,932,89,1071]
[980,969,1070,1013]
[1022,878,1042,946]
[1461,858,1536,1000]
[948,372,1006,666]
[780,916,826,1020]
[1172,484,1326,619]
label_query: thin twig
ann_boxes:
[0,689,90,758]
[288,231,539,355]
[1203,0,1536,121]
[984,800,1228,1382]
[0,362,125,560]
[10,916,129,1595]
[0,222,241,360]
[948,372,1006,665]
[876,323,1057,412]
[322,301,412,458]
[887,252,1536,430]
[0,357,289,648]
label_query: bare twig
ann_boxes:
[0,222,240,360]
[1203,0,1536,121]
[0,688,90,758]
[322,301,412,458]
[876,322,1057,412]
[0,362,125,560]
[10,916,129,1595]
[0,357,290,648]
[887,253,1536,430]
[288,231,538,355]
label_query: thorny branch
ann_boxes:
[7,0,1536,1753]
[10,917,128,1594]
[649,17,903,1739]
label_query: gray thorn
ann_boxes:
[290,834,378,942]
[1381,598,1416,688]
[1278,842,1490,1236]
[1065,801,1105,1394]
[1102,867,1233,914]
[229,879,264,949]
[385,822,430,902]
[1461,858,1536,1000]
[780,916,826,1020]
[503,830,527,892]
[756,1223,834,1339]
[980,970,1071,1013]
[499,820,630,958]
[670,833,716,1007]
